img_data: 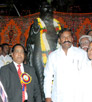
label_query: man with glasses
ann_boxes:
[79,35,92,51]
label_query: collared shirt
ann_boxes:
[44,45,88,102]
[0,55,12,68]
[13,61,24,73]
[13,61,28,100]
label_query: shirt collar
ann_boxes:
[13,61,24,72]
[0,55,9,57]
[59,45,73,55]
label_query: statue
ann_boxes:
[26,1,61,102]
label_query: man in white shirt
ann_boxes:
[0,43,12,68]
[44,28,88,102]
[80,41,92,102]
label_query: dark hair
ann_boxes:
[2,43,9,50]
[12,44,25,53]
[87,30,92,35]
[0,44,2,48]
[58,28,73,38]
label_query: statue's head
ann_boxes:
[39,1,53,19]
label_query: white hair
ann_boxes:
[79,35,92,44]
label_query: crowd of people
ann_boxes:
[0,28,92,102]
[1,0,92,102]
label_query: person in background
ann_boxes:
[87,30,92,37]
[0,45,2,56]
[44,28,88,102]
[79,41,92,102]
[0,43,12,68]
[0,43,41,102]
[79,35,92,51]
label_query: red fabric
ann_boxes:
[17,65,25,102]
[1,12,92,47]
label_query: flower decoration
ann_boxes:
[21,72,32,84]
[37,17,61,67]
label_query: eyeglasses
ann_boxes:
[80,40,90,45]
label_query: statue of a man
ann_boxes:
[26,1,61,102]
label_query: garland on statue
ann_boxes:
[37,17,61,67]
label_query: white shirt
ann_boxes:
[80,59,92,102]
[0,55,12,68]
[13,61,24,73]
[44,45,88,102]
[13,61,28,100]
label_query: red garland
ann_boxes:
[43,29,47,32]
[55,27,59,31]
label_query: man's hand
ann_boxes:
[45,98,52,102]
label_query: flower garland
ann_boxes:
[37,18,61,67]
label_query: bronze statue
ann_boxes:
[26,1,61,102]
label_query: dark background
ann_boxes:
[0,0,92,16]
